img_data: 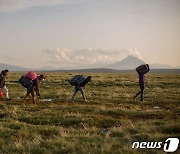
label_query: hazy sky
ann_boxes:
[0,0,180,69]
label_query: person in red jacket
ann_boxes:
[23,74,45,104]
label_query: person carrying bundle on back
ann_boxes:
[69,75,91,102]
[0,69,11,101]
[19,71,45,104]
[133,64,150,102]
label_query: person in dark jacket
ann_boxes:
[72,76,91,102]
[0,69,11,101]
[133,73,145,102]
[23,74,45,104]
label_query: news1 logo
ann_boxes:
[132,138,179,152]
[164,138,179,152]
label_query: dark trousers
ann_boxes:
[72,86,86,101]
[23,87,36,104]
[135,82,144,101]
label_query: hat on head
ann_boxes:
[39,74,46,79]
[1,69,9,75]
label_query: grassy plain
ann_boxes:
[0,72,179,153]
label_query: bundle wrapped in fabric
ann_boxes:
[19,76,33,89]
[136,64,150,74]
[69,75,86,86]
[26,71,37,80]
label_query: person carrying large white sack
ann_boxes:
[19,71,45,104]
[0,69,11,101]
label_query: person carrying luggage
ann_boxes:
[133,64,150,102]
[69,75,91,102]
[22,73,45,104]
[0,69,11,101]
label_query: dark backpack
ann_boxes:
[136,64,150,74]
[19,76,33,89]
[69,75,86,86]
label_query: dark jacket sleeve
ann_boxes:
[80,80,87,87]
[0,74,6,88]
[33,78,41,96]
[33,78,40,91]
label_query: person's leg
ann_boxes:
[134,82,143,100]
[133,91,141,100]
[135,91,141,97]
[134,83,141,99]
[2,86,10,100]
[79,87,87,101]
[23,88,34,104]
[71,86,79,102]
[31,90,36,104]
[23,91,30,104]
[140,82,144,101]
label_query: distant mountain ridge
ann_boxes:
[0,63,31,72]
[105,56,145,70]
[51,68,180,74]
[150,63,173,69]
[0,56,179,73]
[105,56,176,70]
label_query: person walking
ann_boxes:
[23,74,45,104]
[71,76,91,102]
[0,69,11,101]
[134,64,150,102]
[133,73,145,102]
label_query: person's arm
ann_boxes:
[0,75,6,87]
[0,74,3,87]
[33,79,40,96]
[0,74,2,83]
[146,64,150,72]
[80,80,86,88]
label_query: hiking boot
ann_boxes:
[6,98,11,101]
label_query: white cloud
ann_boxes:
[42,48,143,68]
[0,0,82,13]
[129,48,142,59]
[43,48,71,62]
